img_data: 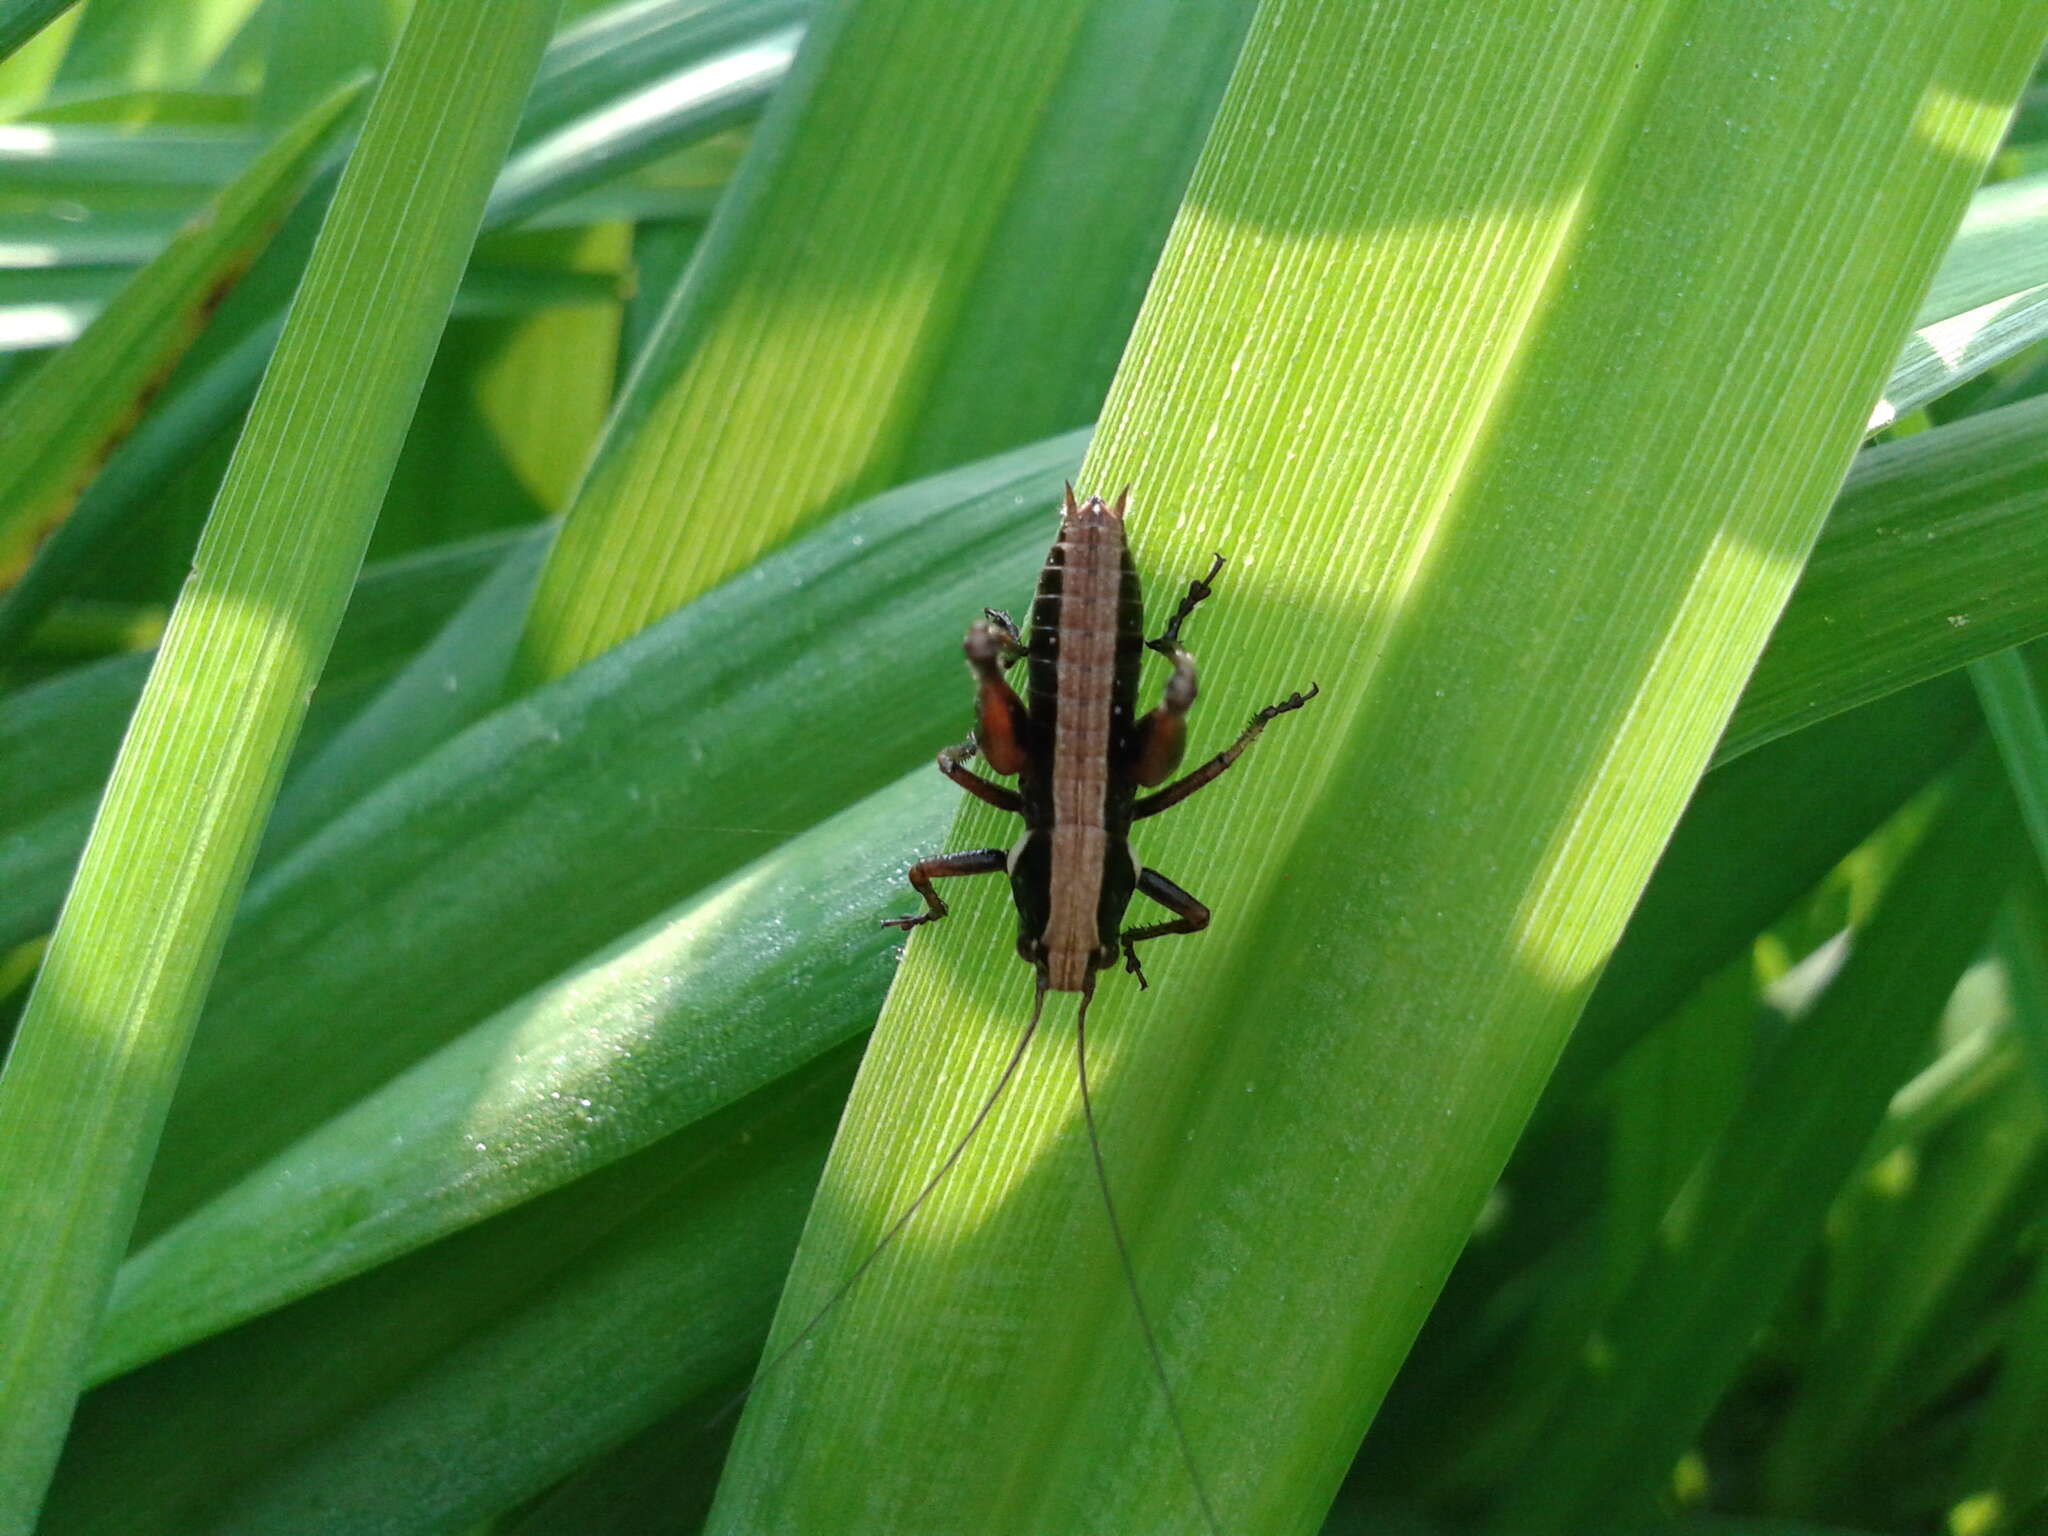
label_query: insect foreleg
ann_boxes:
[982,608,1026,668]
[965,620,1031,773]
[1117,867,1211,989]
[1132,554,1226,785]
[881,847,1008,931]
[1131,684,1319,822]
[1131,643,1198,787]
[937,738,1024,813]
[1146,552,1225,658]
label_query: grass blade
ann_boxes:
[1501,751,2022,1531]
[1723,394,2048,762]
[712,4,2044,1531]
[514,0,1236,682]
[0,0,75,67]
[0,77,358,583]
[0,1,558,1518]
[96,769,951,1379]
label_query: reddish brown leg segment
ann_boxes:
[1119,867,1210,989]
[938,738,1024,814]
[882,847,1008,931]
[1132,556,1226,786]
[966,620,1031,774]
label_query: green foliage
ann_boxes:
[3,3,2047,1535]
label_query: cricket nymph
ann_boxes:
[884,484,1317,1000]
[734,488,1314,1534]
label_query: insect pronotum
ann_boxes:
[741,487,1316,1528]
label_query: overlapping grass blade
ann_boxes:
[0,1,557,1518]
[0,5,763,652]
[1500,751,2022,1532]
[1723,394,2048,761]
[515,0,1253,682]
[96,770,950,1378]
[484,12,800,228]
[712,5,2043,1531]
[1872,168,2048,429]
[0,0,76,66]
[0,531,521,951]
[1548,674,1980,1107]
[0,77,358,583]
[129,436,1081,1239]
[1767,1053,2048,1516]
[1974,645,2048,874]
[38,1050,854,1536]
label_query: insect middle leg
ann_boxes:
[1132,685,1319,820]
[1119,867,1210,989]
[937,738,1024,813]
[882,848,1009,931]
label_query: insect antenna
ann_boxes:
[1074,988,1224,1536]
[708,978,1049,1428]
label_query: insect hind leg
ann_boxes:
[882,847,1008,931]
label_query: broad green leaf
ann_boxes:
[0,317,278,660]
[259,530,549,850]
[517,0,809,146]
[1870,285,2048,437]
[0,0,78,68]
[1548,675,1980,1108]
[712,5,2045,1533]
[1501,752,2022,1532]
[1869,168,2048,429]
[0,121,258,186]
[49,0,262,97]
[483,14,799,229]
[0,1,558,1518]
[0,9,763,653]
[0,76,358,582]
[1917,170,2048,328]
[1974,645,2048,877]
[166,1067,843,1534]
[1954,1220,2048,1534]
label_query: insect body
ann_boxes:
[884,484,1317,1000]
[734,489,1313,1531]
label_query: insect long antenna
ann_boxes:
[710,979,1049,1428]
[1074,990,1223,1536]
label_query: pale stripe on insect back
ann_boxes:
[1042,508,1122,990]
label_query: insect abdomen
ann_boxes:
[1028,492,1142,991]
